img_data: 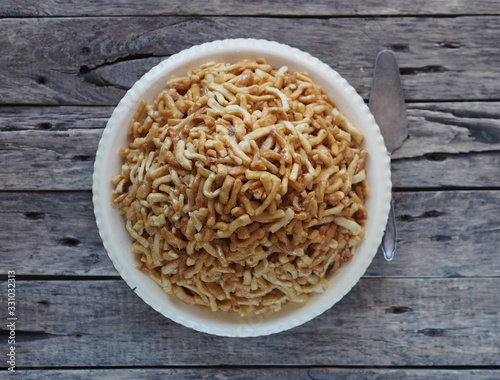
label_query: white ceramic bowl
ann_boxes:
[93,38,391,337]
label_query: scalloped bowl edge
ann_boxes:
[92,38,391,337]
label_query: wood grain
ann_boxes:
[398,102,500,159]
[0,107,107,191]
[393,152,500,189]
[0,129,98,190]
[2,0,499,375]
[7,369,500,379]
[0,192,112,276]
[1,103,499,190]
[0,17,499,105]
[5,278,499,367]
[2,0,499,17]
[0,106,112,131]
[1,191,499,278]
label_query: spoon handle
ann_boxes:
[381,200,397,261]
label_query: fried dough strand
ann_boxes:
[112,59,369,316]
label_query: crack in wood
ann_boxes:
[430,235,453,242]
[423,152,448,161]
[388,43,410,52]
[72,155,93,162]
[24,212,46,220]
[424,115,500,144]
[421,210,444,218]
[58,237,81,247]
[35,122,53,130]
[437,41,462,49]
[35,76,47,85]
[385,306,414,314]
[79,53,163,90]
[417,328,447,337]
[0,329,69,342]
[397,209,444,222]
[80,53,159,73]
[79,67,130,90]
[400,65,448,75]
[447,108,500,120]
[392,149,500,163]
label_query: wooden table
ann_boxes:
[2,1,499,378]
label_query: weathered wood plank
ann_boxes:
[0,108,108,192]
[370,190,500,278]
[7,369,500,379]
[1,191,499,277]
[2,0,499,17]
[0,106,112,131]
[393,151,500,189]
[397,102,500,159]
[0,17,499,105]
[392,101,500,188]
[1,103,499,190]
[4,278,499,366]
[2,102,499,153]
[0,192,112,276]
[0,129,98,190]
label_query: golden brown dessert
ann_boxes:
[112,58,368,316]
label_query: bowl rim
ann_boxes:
[92,38,391,337]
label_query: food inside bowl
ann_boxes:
[111,58,369,316]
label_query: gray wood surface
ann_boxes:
[9,278,499,367]
[1,17,499,105]
[8,369,500,380]
[2,0,499,17]
[2,191,499,278]
[2,103,499,190]
[0,1,499,376]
